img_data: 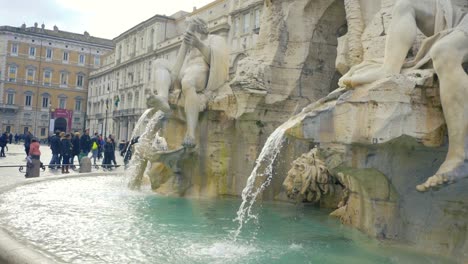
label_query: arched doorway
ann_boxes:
[54,117,67,133]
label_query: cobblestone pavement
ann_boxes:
[0,143,125,188]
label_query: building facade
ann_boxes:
[87,0,263,141]
[0,24,113,139]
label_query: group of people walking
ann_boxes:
[48,129,118,174]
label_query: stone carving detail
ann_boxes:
[147,17,229,148]
[339,0,468,192]
[283,148,335,202]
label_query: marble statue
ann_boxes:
[339,0,468,192]
[147,17,229,148]
[283,148,335,202]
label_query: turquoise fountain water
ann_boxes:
[0,176,454,263]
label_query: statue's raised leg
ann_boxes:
[417,30,468,191]
[341,0,423,87]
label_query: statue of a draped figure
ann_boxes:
[340,0,468,192]
[147,17,229,148]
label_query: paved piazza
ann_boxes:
[0,143,124,188]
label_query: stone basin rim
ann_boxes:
[0,172,122,264]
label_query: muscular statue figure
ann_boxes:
[148,18,229,148]
[340,0,468,191]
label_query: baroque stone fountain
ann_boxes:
[127,0,468,262]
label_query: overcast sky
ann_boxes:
[0,0,215,39]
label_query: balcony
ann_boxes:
[0,104,19,113]
[112,108,145,118]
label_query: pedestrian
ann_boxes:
[109,135,117,167]
[90,132,100,165]
[48,131,61,170]
[58,132,65,168]
[0,132,7,157]
[24,131,32,158]
[71,132,81,168]
[60,134,72,174]
[79,129,91,156]
[103,137,114,170]
[14,133,18,144]
[98,134,104,161]
[29,137,41,161]
[8,133,12,144]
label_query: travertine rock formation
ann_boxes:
[283,0,468,261]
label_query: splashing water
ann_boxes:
[233,111,309,239]
[127,110,166,188]
[122,108,153,161]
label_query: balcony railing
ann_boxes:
[112,108,145,117]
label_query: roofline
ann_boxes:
[0,26,114,49]
[113,14,174,41]
[191,0,226,16]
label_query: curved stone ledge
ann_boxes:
[0,172,122,264]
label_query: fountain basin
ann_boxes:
[0,175,456,263]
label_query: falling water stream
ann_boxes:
[233,111,309,239]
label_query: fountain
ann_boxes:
[0,0,467,263]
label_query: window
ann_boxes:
[11,44,18,55]
[94,55,100,66]
[63,52,69,62]
[79,54,85,64]
[29,46,36,57]
[42,96,49,108]
[6,93,14,105]
[76,74,84,87]
[73,117,80,123]
[26,68,35,84]
[5,126,11,133]
[8,65,17,82]
[25,94,32,106]
[59,98,66,109]
[40,128,46,137]
[60,72,68,86]
[243,13,250,34]
[233,16,239,36]
[43,70,52,86]
[46,48,53,60]
[75,100,82,111]
[254,9,261,29]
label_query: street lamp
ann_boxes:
[104,98,108,138]
[104,85,110,138]
[48,103,55,142]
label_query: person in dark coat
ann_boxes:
[24,131,32,157]
[8,133,12,144]
[103,137,114,170]
[60,134,73,174]
[109,134,117,166]
[71,132,81,168]
[80,129,91,156]
[0,132,7,157]
[14,134,18,144]
[48,131,61,170]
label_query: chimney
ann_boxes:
[84,31,90,38]
[193,6,197,11]
[21,23,26,30]
[53,25,59,32]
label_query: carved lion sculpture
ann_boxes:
[283,148,335,202]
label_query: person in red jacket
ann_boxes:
[29,138,41,161]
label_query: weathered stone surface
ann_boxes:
[79,157,92,173]
[287,73,445,147]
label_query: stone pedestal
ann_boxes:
[79,157,92,173]
[25,160,41,178]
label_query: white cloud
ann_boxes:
[0,0,217,39]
